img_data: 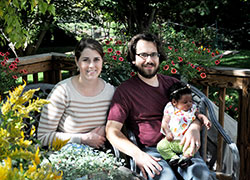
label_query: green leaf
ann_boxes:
[39,1,48,14]
[13,0,20,9]
[48,4,55,15]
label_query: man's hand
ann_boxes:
[180,120,201,157]
[134,151,162,179]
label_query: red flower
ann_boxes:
[234,107,238,111]
[105,40,110,45]
[192,41,195,44]
[1,61,6,66]
[112,55,117,60]
[174,49,178,52]
[4,56,9,61]
[130,72,136,76]
[171,60,175,65]
[207,49,211,53]
[12,75,18,79]
[9,64,15,70]
[215,60,220,65]
[211,52,215,57]
[23,69,28,74]
[5,52,10,56]
[163,65,169,71]
[119,57,124,61]
[168,46,173,50]
[0,52,4,56]
[116,40,122,45]
[171,68,177,74]
[11,62,17,66]
[107,48,113,53]
[229,105,232,109]
[200,73,206,79]
[178,57,183,62]
[15,58,20,63]
[116,50,121,55]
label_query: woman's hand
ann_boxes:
[81,126,106,148]
[180,120,201,157]
[134,151,162,179]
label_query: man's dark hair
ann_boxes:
[169,81,192,101]
[127,33,167,70]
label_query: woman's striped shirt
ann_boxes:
[37,77,115,146]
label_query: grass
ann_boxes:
[17,71,71,84]
[220,50,250,68]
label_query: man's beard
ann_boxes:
[134,62,159,79]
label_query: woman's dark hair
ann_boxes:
[127,33,167,70]
[75,38,104,61]
[169,81,192,101]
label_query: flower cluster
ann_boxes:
[212,90,239,120]
[0,51,28,95]
[42,143,125,180]
[159,40,223,81]
[100,38,133,86]
[0,82,62,180]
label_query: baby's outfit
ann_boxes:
[157,102,197,164]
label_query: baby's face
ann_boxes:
[173,94,193,112]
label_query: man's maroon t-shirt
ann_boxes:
[107,74,179,147]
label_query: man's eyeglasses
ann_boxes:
[136,52,160,59]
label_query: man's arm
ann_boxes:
[106,120,162,179]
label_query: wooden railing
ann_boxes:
[16,53,249,180]
[192,67,250,180]
[16,52,76,84]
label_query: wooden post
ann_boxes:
[238,78,250,180]
[202,85,209,162]
[217,87,226,171]
[33,73,38,83]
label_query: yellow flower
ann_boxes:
[1,96,11,115]
[34,147,40,165]
[30,125,36,136]
[15,88,40,106]
[17,131,32,148]
[51,137,70,151]
[8,81,26,105]
[0,157,11,179]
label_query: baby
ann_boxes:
[157,81,211,168]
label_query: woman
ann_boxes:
[37,38,115,149]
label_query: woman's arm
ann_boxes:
[37,84,106,148]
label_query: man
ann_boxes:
[106,33,214,180]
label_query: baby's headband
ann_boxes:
[170,84,191,96]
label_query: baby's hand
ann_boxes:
[166,131,174,141]
[204,120,211,130]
